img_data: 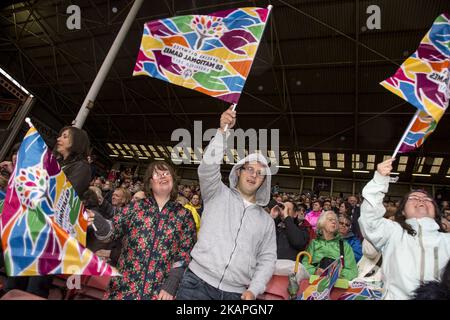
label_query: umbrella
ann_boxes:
[288,251,312,299]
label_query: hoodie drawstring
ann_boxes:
[418,224,440,282]
[418,225,425,283]
[434,247,439,280]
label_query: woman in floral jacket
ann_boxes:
[88,161,196,300]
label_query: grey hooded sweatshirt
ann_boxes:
[188,130,277,296]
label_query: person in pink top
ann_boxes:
[305,200,323,231]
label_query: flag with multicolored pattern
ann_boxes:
[381,13,450,153]
[133,7,271,104]
[0,124,119,276]
[297,258,342,300]
[337,281,384,300]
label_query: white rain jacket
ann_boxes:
[359,171,450,300]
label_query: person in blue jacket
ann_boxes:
[338,214,362,262]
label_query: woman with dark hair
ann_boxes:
[3,126,91,298]
[338,201,352,217]
[54,126,91,196]
[87,160,196,300]
[359,158,450,300]
[338,214,362,262]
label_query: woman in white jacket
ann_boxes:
[359,158,450,300]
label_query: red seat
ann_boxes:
[71,276,111,300]
[257,275,292,300]
[85,276,111,290]
[0,289,46,300]
[258,276,348,300]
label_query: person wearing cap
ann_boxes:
[176,106,277,300]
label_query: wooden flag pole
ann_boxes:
[392,110,420,159]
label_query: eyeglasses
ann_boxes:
[240,166,265,178]
[152,171,171,179]
[407,196,433,203]
[339,221,351,227]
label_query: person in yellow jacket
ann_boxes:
[184,194,202,234]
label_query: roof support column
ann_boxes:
[72,0,144,128]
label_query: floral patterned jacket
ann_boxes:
[106,197,196,300]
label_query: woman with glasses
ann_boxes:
[87,160,196,300]
[359,158,450,300]
[301,210,358,281]
[338,215,362,262]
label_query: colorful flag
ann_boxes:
[381,13,450,153]
[133,7,271,104]
[337,281,384,300]
[0,125,119,277]
[297,258,342,300]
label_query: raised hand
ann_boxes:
[219,105,236,132]
[376,158,395,176]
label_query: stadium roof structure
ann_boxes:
[0,0,449,184]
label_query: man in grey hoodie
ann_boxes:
[176,107,277,300]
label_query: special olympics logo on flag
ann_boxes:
[191,16,225,49]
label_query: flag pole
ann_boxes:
[72,0,145,129]
[223,103,236,132]
[25,117,33,128]
[392,110,420,159]
[223,5,273,132]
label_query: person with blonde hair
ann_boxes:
[302,210,358,281]
[111,187,131,210]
